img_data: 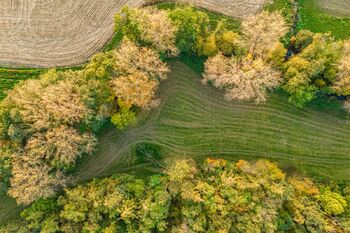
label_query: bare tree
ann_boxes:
[26,126,96,167]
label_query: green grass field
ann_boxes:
[266,0,350,39]
[297,0,350,39]
[74,61,350,186]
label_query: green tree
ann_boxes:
[110,100,136,130]
[282,31,343,106]
[168,6,210,54]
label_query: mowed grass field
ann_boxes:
[75,61,350,184]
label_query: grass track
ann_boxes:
[75,61,350,184]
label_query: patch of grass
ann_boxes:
[0,68,43,100]
[297,0,350,39]
[102,27,124,52]
[0,183,23,227]
[0,66,83,101]
[75,61,350,185]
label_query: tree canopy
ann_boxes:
[19,158,349,233]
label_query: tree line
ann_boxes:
[13,158,350,233]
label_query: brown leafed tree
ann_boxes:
[3,71,91,132]
[8,156,66,205]
[111,71,159,109]
[242,11,288,59]
[203,53,281,103]
[113,39,170,81]
[25,125,96,167]
[40,77,92,126]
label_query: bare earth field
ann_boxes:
[0,0,266,68]
[318,0,350,17]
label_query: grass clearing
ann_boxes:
[75,61,350,185]
[297,0,350,39]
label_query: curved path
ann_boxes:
[0,0,266,68]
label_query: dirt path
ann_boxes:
[0,0,266,68]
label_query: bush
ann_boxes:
[135,142,161,162]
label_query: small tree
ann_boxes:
[282,32,343,106]
[217,31,246,57]
[168,6,210,54]
[110,100,137,130]
[333,41,350,96]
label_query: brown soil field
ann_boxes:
[0,0,266,68]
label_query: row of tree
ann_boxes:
[14,158,349,233]
[0,38,169,205]
[149,4,349,107]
